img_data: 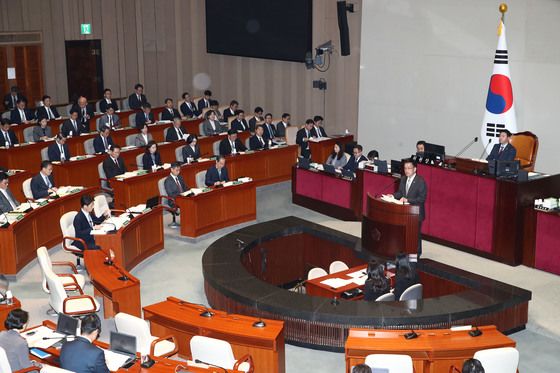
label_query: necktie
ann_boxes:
[175,176,183,192]
[20,109,26,122]
[406,178,412,195]
[108,115,112,127]
[145,113,149,121]
[47,107,53,119]
[259,136,264,146]
[177,128,183,138]
[87,214,93,228]
[44,175,51,188]
[231,141,236,152]
[12,96,16,108]
[137,94,141,102]
[218,169,222,181]
[114,158,119,169]
[72,120,77,132]
[498,146,504,155]
[103,136,107,150]
[59,144,65,160]
[42,128,46,136]
[82,108,86,118]
[4,132,10,146]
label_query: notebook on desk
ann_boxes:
[104,332,137,371]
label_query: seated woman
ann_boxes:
[182,135,201,162]
[142,140,163,170]
[0,308,36,371]
[134,123,153,147]
[363,260,390,301]
[326,142,348,169]
[393,253,419,300]
[32,116,53,142]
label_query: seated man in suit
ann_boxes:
[0,308,35,371]
[223,100,239,123]
[60,314,110,373]
[36,95,61,120]
[0,119,19,147]
[128,83,148,110]
[102,145,127,180]
[134,123,153,147]
[262,113,276,143]
[205,156,229,187]
[71,96,94,133]
[48,134,71,162]
[248,106,264,132]
[296,119,314,159]
[388,159,427,255]
[135,103,155,128]
[416,140,426,156]
[10,98,35,125]
[182,135,201,162]
[209,100,224,122]
[275,113,291,139]
[71,194,108,251]
[249,125,268,151]
[343,144,368,172]
[180,92,200,118]
[311,115,328,138]
[164,162,188,207]
[3,86,26,111]
[166,118,187,142]
[161,98,181,121]
[30,161,58,199]
[231,110,250,132]
[219,129,247,156]
[202,110,225,136]
[486,129,517,162]
[93,126,114,154]
[98,106,120,130]
[60,109,86,137]
[33,117,53,142]
[0,172,20,212]
[197,90,212,112]
[98,88,119,113]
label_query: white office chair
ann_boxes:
[84,138,95,155]
[114,312,178,357]
[23,126,35,142]
[375,292,396,302]
[125,134,136,147]
[190,336,254,373]
[128,113,136,127]
[307,267,328,280]
[212,140,220,156]
[399,283,423,301]
[122,100,130,111]
[157,177,179,228]
[37,246,85,294]
[175,145,185,163]
[22,178,34,200]
[95,101,101,113]
[195,171,207,188]
[136,153,144,169]
[245,137,251,149]
[285,126,298,145]
[41,147,50,161]
[0,111,10,120]
[98,162,112,192]
[44,266,99,316]
[163,127,170,140]
[59,211,86,267]
[329,261,349,274]
[199,122,205,136]
[64,104,73,116]
[365,354,413,373]
[474,347,519,373]
[344,152,351,162]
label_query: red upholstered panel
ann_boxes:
[474,177,496,253]
[416,165,432,235]
[535,212,560,275]
[295,169,323,200]
[321,176,352,208]
[361,171,398,213]
[428,168,477,247]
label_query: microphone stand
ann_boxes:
[454,137,478,158]
[479,139,493,159]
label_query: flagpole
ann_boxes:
[499,3,508,22]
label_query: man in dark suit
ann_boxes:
[128,83,148,110]
[296,119,314,159]
[135,103,155,128]
[262,113,276,142]
[486,129,517,162]
[10,99,35,125]
[36,95,61,120]
[197,90,212,112]
[0,172,20,212]
[30,161,58,199]
[180,92,200,118]
[248,107,264,132]
[416,140,426,156]
[310,115,328,138]
[223,100,238,123]
[98,88,119,113]
[164,162,188,207]
[47,134,71,162]
[389,159,427,255]
[71,96,94,133]
[0,119,18,147]
[161,98,181,121]
[3,86,26,111]
[230,110,250,132]
[60,110,87,137]
[166,118,187,142]
[249,125,268,150]
[71,194,107,251]
[102,145,127,180]
[219,129,247,156]
[60,314,109,373]
[97,106,120,130]
[205,156,229,186]
[93,126,114,154]
[275,113,291,138]
[343,144,368,172]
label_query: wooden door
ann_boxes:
[65,40,104,103]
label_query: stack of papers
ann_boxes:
[319,278,354,288]
[128,204,147,213]
[120,146,136,151]
[238,177,252,183]
[22,326,66,349]
[57,186,83,195]
[381,194,409,205]
[103,350,132,371]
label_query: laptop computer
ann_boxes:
[341,169,354,180]
[146,196,159,209]
[323,164,336,174]
[56,314,79,336]
[104,332,137,371]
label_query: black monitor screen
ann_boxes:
[110,332,136,356]
[56,314,79,335]
[205,0,313,62]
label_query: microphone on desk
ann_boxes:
[184,302,216,318]
[454,136,478,158]
[42,335,75,341]
[103,221,118,234]
[125,208,138,220]
[404,330,419,340]
[25,199,35,212]
[469,325,483,337]
[478,138,493,160]
[194,359,228,373]
[374,178,400,198]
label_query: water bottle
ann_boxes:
[6,290,13,305]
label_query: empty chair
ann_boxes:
[125,134,136,147]
[83,138,95,155]
[375,292,395,302]
[22,178,34,200]
[122,99,130,111]
[195,171,207,188]
[245,137,251,149]
[114,312,178,357]
[23,126,35,143]
[98,162,111,192]
[163,127,170,140]
[365,354,413,373]
[157,177,179,228]
[44,266,99,316]
[0,111,10,120]
[474,347,519,373]
[285,126,298,145]
[198,122,205,136]
[36,246,85,294]
[399,283,423,301]
[307,267,328,280]
[175,145,185,163]
[136,153,144,169]
[59,211,85,267]
[212,140,220,156]
[128,113,136,127]
[41,147,49,161]
[511,131,538,171]
[190,336,253,373]
[329,260,349,274]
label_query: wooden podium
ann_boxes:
[361,193,420,258]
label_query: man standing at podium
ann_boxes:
[389,159,427,255]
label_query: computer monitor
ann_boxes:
[424,143,445,157]
[374,159,388,173]
[496,160,520,178]
[298,157,311,170]
[391,160,402,175]
[110,332,137,357]
[56,314,79,335]
[323,164,336,174]
[146,196,159,209]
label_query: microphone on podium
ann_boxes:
[454,137,478,158]
[478,138,493,160]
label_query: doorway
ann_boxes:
[65,40,103,103]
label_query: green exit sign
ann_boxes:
[81,24,91,35]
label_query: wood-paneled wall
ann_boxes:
[0,0,361,135]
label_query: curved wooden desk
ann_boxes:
[6,169,32,202]
[143,297,285,373]
[0,187,96,276]
[94,206,164,271]
[345,326,515,373]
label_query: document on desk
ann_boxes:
[351,276,368,286]
[320,278,354,288]
[22,326,66,349]
[381,194,409,205]
[347,269,367,278]
[103,349,131,371]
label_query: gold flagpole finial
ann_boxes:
[499,3,508,21]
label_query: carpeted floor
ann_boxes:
[10,181,560,372]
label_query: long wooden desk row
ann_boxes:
[292,164,560,266]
